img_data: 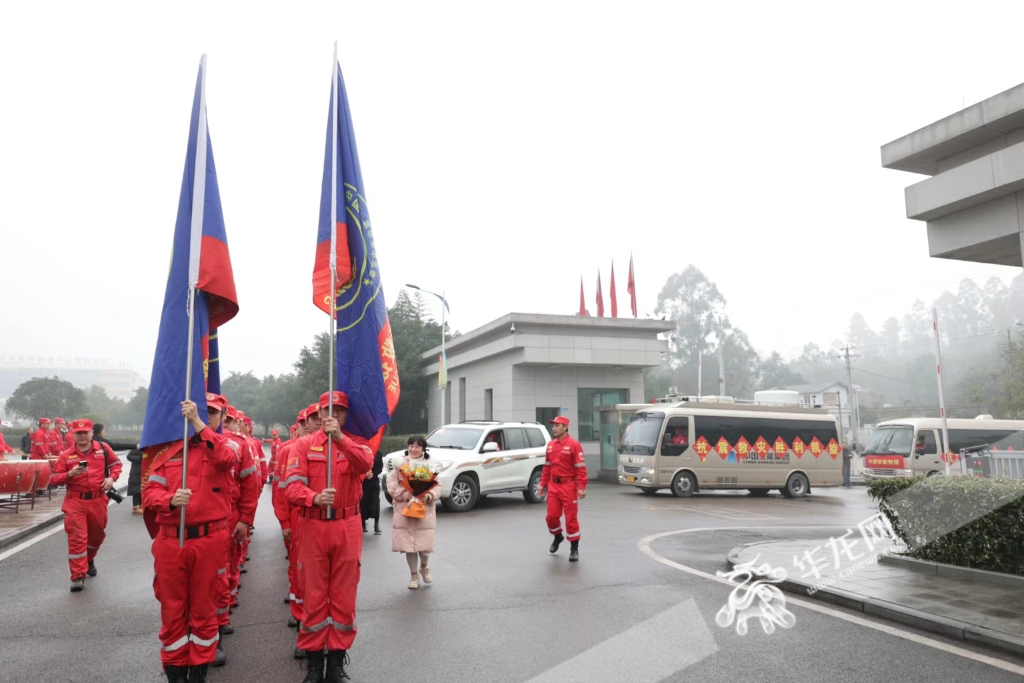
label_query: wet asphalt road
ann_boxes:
[1,482,1022,683]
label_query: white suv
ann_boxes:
[380,421,551,512]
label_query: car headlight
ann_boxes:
[640,467,655,475]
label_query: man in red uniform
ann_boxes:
[144,394,234,683]
[285,403,323,656]
[276,414,308,639]
[31,418,51,460]
[264,429,283,481]
[50,419,123,591]
[214,405,260,662]
[539,416,588,562]
[286,391,373,683]
[0,431,13,455]
[241,415,268,485]
[63,425,75,450]
[48,418,65,456]
[669,427,688,446]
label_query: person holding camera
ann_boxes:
[50,419,123,592]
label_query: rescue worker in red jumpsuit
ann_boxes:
[0,431,13,455]
[30,418,51,460]
[276,414,308,641]
[286,391,373,683]
[51,419,122,591]
[264,429,283,482]
[48,418,65,456]
[539,416,588,562]
[144,394,234,683]
[63,424,75,450]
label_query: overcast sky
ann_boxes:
[3,1,1024,383]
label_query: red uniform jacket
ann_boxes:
[51,441,124,491]
[64,432,75,450]
[263,437,282,462]
[142,427,236,527]
[285,430,374,511]
[30,429,50,460]
[225,433,260,526]
[0,433,12,455]
[540,435,588,491]
[273,440,297,529]
[47,430,63,456]
[246,434,268,484]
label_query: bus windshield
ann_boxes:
[865,426,913,456]
[621,412,665,455]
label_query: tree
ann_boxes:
[758,352,806,389]
[125,386,148,429]
[5,377,86,420]
[881,317,901,357]
[388,290,447,434]
[222,371,264,424]
[655,266,728,367]
[901,300,931,350]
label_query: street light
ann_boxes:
[406,283,450,427]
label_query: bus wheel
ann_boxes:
[926,470,941,477]
[639,487,659,496]
[747,488,770,497]
[783,473,809,498]
[671,472,697,498]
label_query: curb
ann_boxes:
[727,543,1024,659]
[878,554,1024,590]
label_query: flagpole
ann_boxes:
[326,42,340,519]
[181,53,209,547]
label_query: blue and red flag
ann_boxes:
[140,56,238,492]
[314,57,399,449]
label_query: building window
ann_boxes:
[577,388,627,441]
[536,407,559,426]
[484,389,493,421]
[459,378,467,422]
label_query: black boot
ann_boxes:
[163,665,189,683]
[87,560,97,577]
[288,616,299,628]
[569,540,579,562]
[212,641,226,667]
[362,520,367,533]
[374,520,381,535]
[219,624,234,636]
[549,533,564,554]
[326,650,350,682]
[302,650,325,683]
[188,664,209,683]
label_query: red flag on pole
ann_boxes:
[627,254,637,317]
[610,261,618,318]
[596,272,605,317]
[579,278,586,316]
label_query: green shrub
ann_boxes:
[869,476,1024,575]
[379,434,414,456]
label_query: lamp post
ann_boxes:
[406,284,450,428]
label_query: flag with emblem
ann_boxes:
[314,52,399,448]
[140,55,238,501]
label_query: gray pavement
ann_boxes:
[1,483,1023,682]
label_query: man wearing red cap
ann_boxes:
[214,405,260,660]
[539,415,588,562]
[48,418,66,456]
[30,418,51,461]
[144,394,235,683]
[51,419,123,591]
[264,429,283,486]
[286,391,374,682]
[63,422,76,450]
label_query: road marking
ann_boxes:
[644,505,777,521]
[639,526,1024,677]
[524,598,718,683]
[0,497,119,564]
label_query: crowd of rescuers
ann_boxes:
[35,391,591,683]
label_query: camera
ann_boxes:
[106,489,125,504]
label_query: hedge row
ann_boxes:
[868,475,1024,576]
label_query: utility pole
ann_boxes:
[718,344,726,397]
[839,345,859,444]
[697,352,703,398]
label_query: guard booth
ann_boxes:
[962,447,1024,479]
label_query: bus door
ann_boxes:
[659,416,692,485]
[913,429,941,475]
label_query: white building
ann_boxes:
[781,382,862,444]
[421,312,674,478]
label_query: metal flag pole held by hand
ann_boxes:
[180,54,210,547]
[326,41,341,519]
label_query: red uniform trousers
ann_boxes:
[297,511,362,652]
[545,481,580,542]
[218,511,243,626]
[289,509,305,622]
[153,526,228,667]
[62,495,108,580]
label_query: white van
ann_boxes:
[618,401,841,497]
[862,416,1024,479]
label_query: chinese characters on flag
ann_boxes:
[773,437,789,457]
[827,438,840,460]
[735,436,751,461]
[809,437,824,459]
[715,437,732,460]
[791,436,806,459]
[753,436,770,460]
[693,436,711,462]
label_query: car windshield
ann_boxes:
[865,426,913,456]
[620,412,665,455]
[426,427,484,450]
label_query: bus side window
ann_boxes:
[663,417,690,456]
[915,430,937,456]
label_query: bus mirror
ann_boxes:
[915,446,926,456]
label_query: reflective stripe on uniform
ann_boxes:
[301,618,333,633]
[216,607,229,615]
[190,632,220,647]
[239,466,257,478]
[69,551,87,559]
[548,526,562,533]
[567,533,580,540]
[217,567,227,575]
[163,635,190,652]
[574,462,586,468]
[283,475,308,487]
[332,621,355,631]
[148,474,167,486]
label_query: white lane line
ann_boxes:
[638,526,1024,677]
[525,599,718,683]
[0,497,119,564]
[644,506,777,521]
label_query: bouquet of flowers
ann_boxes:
[398,462,438,519]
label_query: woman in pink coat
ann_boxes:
[386,435,439,589]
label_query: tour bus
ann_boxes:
[861,416,1024,480]
[617,398,841,497]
